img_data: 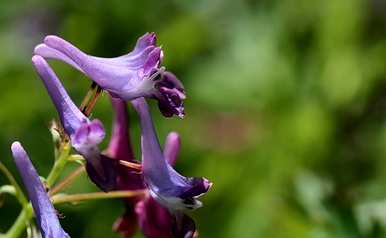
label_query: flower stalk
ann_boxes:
[0,162,27,206]
[52,190,146,204]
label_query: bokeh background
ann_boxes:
[1,0,386,237]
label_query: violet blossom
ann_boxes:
[11,142,70,238]
[134,132,198,238]
[106,98,198,237]
[34,33,186,118]
[131,97,212,211]
[32,55,117,191]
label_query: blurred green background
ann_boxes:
[1,0,386,237]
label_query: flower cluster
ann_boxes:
[7,33,211,238]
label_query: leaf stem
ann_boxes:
[0,162,27,205]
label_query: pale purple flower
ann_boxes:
[34,33,186,118]
[134,132,198,238]
[131,97,212,211]
[105,100,199,237]
[11,142,70,238]
[32,55,117,191]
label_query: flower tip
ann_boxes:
[11,142,28,167]
[33,43,46,55]
[43,35,61,45]
[166,131,180,142]
[43,35,71,53]
[10,141,23,155]
[202,178,213,191]
[142,32,157,44]
[31,55,45,66]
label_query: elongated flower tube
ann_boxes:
[11,142,70,238]
[104,100,198,237]
[32,55,116,191]
[131,98,211,211]
[135,132,198,238]
[34,33,186,118]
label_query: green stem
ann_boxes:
[3,189,146,238]
[49,166,85,195]
[52,190,146,204]
[46,143,71,188]
[0,162,27,205]
[3,204,33,238]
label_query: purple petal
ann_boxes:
[135,196,174,238]
[71,119,105,153]
[84,153,118,192]
[172,212,198,238]
[153,72,186,118]
[32,55,87,135]
[133,32,157,52]
[34,44,84,73]
[11,142,70,238]
[163,132,181,166]
[131,98,211,211]
[41,35,161,98]
[113,204,139,238]
[135,196,198,238]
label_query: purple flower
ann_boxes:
[106,100,199,237]
[11,142,70,238]
[105,97,143,237]
[32,55,117,191]
[134,132,198,238]
[34,33,186,118]
[131,97,212,211]
[135,196,197,238]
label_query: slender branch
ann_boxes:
[0,161,28,205]
[80,82,97,112]
[52,190,146,204]
[85,86,103,116]
[49,166,85,195]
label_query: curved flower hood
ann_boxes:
[34,33,186,118]
[131,98,211,211]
